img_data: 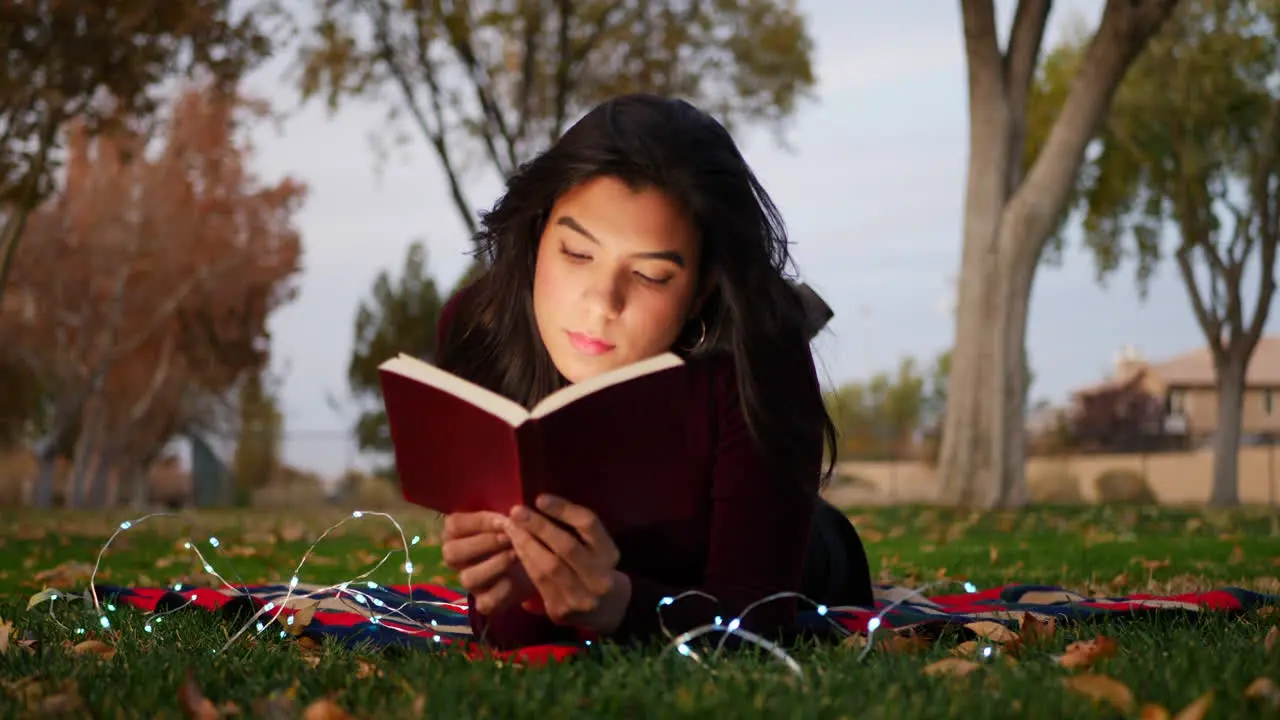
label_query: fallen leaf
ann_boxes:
[881,633,931,655]
[923,657,981,677]
[1064,674,1134,713]
[964,621,1017,644]
[72,639,116,660]
[302,698,353,720]
[1245,677,1280,710]
[33,690,84,715]
[282,602,319,637]
[355,659,383,679]
[1265,625,1277,655]
[951,640,980,657]
[26,588,63,611]
[1172,691,1213,720]
[988,545,999,563]
[1230,545,1245,565]
[279,523,306,543]
[1019,612,1056,644]
[1139,704,1171,720]
[34,561,93,587]
[0,618,10,656]
[251,682,299,720]
[179,670,219,720]
[1058,636,1120,670]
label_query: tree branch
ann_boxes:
[364,0,478,238]
[1176,243,1225,354]
[961,0,1004,107]
[1004,0,1052,192]
[436,0,520,174]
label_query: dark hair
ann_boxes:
[436,93,837,486]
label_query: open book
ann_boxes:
[378,352,696,535]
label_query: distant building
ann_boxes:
[1069,338,1280,450]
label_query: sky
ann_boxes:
[229,0,1280,478]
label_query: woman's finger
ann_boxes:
[508,505,589,569]
[457,548,516,592]
[441,511,508,541]
[440,531,510,569]
[534,495,618,560]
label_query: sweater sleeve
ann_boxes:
[610,346,822,645]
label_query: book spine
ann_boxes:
[515,420,546,508]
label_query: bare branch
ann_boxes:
[961,0,1004,106]
[1176,244,1225,355]
[437,0,519,173]
[1004,0,1052,191]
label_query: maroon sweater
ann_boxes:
[436,291,821,648]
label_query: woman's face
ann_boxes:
[532,175,701,383]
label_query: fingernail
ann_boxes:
[496,533,510,546]
[537,494,561,511]
[511,506,530,522]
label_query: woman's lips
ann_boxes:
[567,331,616,356]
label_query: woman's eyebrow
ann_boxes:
[555,215,686,268]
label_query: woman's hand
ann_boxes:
[501,494,631,634]
[440,510,535,615]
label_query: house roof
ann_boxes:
[1150,335,1280,388]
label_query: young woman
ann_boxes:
[433,94,872,649]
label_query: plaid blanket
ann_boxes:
[94,582,1279,665]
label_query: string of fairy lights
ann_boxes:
[27,509,991,680]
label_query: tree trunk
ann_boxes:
[32,452,58,507]
[67,407,103,509]
[940,0,1180,507]
[87,450,114,507]
[1209,353,1246,506]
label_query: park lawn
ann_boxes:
[0,505,1278,718]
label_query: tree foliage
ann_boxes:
[0,83,305,507]
[0,0,279,298]
[293,0,816,240]
[348,241,444,467]
[1027,0,1280,505]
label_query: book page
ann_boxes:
[529,352,684,419]
[379,354,530,427]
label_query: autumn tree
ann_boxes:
[346,242,444,476]
[825,358,929,461]
[1027,0,1280,505]
[938,0,1179,508]
[0,0,279,301]
[1,84,305,508]
[293,0,815,243]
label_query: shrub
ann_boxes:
[1094,467,1157,504]
[1027,466,1085,504]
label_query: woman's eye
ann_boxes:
[634,271,672,286]
[560,245,591,262]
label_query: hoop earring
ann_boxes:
[681,317,707,353]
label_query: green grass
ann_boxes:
[2,505,1279,718]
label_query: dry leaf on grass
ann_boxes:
[26,588,62,611]
[922,658,981,678]
[1064,674,1134,713]
[0,618,10,656]
[1139,704,1171,720]
[1057,636,1119,670]
[964,621,1017,644]
[180,670,219,720]
[1245,677,1280,711]
[282,602,319,637]
[1265,625,1277,655]
[301,698,354,720]
[72,639,116,660]
[34,561,93,587]
[881,633,932,655]
[355,659,383,679]
[1171,692,1214,720]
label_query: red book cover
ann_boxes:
[378,352,698,535]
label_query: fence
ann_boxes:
[830,442,1280,507]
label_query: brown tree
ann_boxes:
[938,0,1179,507]
[0,0,280,301]
[2,85,305,508]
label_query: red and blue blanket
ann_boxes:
[93,582,1279,665]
